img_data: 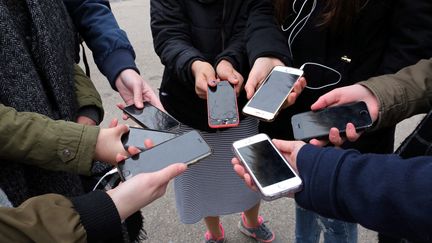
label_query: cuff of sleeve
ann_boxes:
[77,106,102,125]
[70,190,122,242]
[75,125,99,176]
[294,144,341,216]
[249,52,293,67]
[102,49,139,89]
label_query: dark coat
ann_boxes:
[150,0,249,131]
[248,0,432,153]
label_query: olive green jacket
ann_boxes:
[359,58,432,129]
[0,65,103,176]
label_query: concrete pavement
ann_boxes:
[80,0,423,242]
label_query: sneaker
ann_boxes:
[204,223,226,243]
[238,213,275,242]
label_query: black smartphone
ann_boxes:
[117,130,212,180]
[121,127,177,150]
[243,66,303,122]
[291,101,373,141]
[207,81,239,128]
[122,102,180,131]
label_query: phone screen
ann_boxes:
[291,101,373,141]
[123,103,180,131]
[247,70,299,114]
[207,81,239,127]
[117,130,211,180]
[121,127,177,150]
[237,140,295,187]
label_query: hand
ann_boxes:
[231,157,258,192]
[309,123,362,147]
[115,69,164,110]
[191,60,218,99]
[245,57,285,99]
[311,84,379,122]
[76,116,96,126]
[216,59,244,95]
[93,122,140,165]
[107,156,187,221]
[281,77,307,109]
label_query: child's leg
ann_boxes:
[204,216,223,238]
[243,202,261,227]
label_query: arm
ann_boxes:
[74,64,104,125]
[295,144,432,242]
[150,0,205,86]
[359,58,432,129]
[0,163,186,242]
[63,0,137,87]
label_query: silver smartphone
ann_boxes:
[117,130,212,180]
[243,66,303,122]
[232,133,302,200]
[121,126,177,150]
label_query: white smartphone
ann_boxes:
[232,133,302,200]
[243,66,303,121]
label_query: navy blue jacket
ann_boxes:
[64,0,138,88]
[295,144,432,242]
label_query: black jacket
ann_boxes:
[248,0,432,153]
[150,0,250,131]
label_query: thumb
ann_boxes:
[272,139,297,154]
[133,83,144,109]
[311,90,341,111]
[115,124,130,136]
[154,163,187,182]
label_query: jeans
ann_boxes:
[295,205,358,243]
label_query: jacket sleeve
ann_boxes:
[74,64,104,125]
[64,0,139,88]
[295,144,432,242]
[0,191,121,243]
[150,0,205,86]
[0,104,98,175]
[377,0,432,74]
[358,58,432,129]
[214,6,248,73]
[245,0,292,66]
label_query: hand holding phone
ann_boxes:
[207,81,239,128]
[243,66,303,121]
[291,101,373,141]
[117,130,212,181]
[122,102,180,131]
[232,133,302,201]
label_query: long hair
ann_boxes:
[273,0,366,32]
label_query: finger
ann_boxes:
[231,157,241,166]
[310,89,342,111]
[117,103,126,110]
[243,173,257,191]
[144,138,154,149]
[115,124,130,136]
[109,118,119,128]
[309,138,329,147]
[328,127,345,147]
[155,163,187,182]
[207,79,217,87]
[233,163,246,178]
[115,153,128,163]
[127,146,141,156]
[133,83,144,109]
[272,139,297,154]
[284,92,298,108]
[345,123,361,142]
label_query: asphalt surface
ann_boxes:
[80,0,424,242]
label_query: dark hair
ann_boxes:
[273,0,366,32]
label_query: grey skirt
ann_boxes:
[174,117,261,224]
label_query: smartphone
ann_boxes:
[122,102,180,131]
[117,130,212,180]
[121,127,177,150]
[207,81,239,128]
[243,66,303,121]
[232,133,302,200]
[291,101,373,141]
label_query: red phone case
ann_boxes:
[207,81,240,129]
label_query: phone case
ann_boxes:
[207,81,240,129]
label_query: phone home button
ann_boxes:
[278,183,287,189]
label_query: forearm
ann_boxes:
[64,0,138,86]
[359,58,432,129]
[0,104,98,175]
[295,144,432,242]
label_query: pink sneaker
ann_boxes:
[238,213,275,242]
[204,223,226,243]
